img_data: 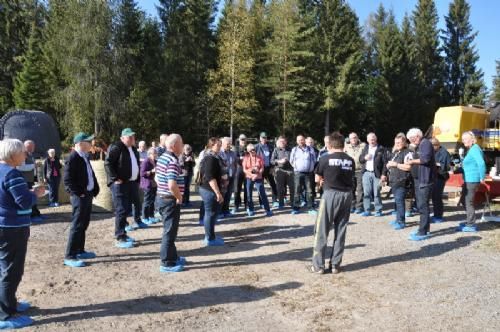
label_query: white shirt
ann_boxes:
[76,149,94,191]
[128,147,139,181]
[366,145,377,171]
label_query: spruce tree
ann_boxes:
[262,0,313,135]
[207,0,257,139]
[492,60,500,102]
[412,0,444,127]
[13,21,48,110]
[0,0,43,114]
[442,0,485,105]
[314,0,364,135]
[158,0,216,145]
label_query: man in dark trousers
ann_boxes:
[105,128,147,249]
[310,132,354,275]
[232,134,248,214]
[405,128,436,241]
[63,133,100,267]
[255,132,278,207]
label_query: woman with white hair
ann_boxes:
[0,139,45,329]
[43,148,62,207]
[458,131,486,232]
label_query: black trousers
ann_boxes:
[0,227,30,320]
[233,166,247,209]
[65,193,93,259]
[262,166,277,202]
[275,168,294,206]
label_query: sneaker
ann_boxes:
[266,210,273,217]
[300,201,307,208]
[307,265,324,274]
[203,237,224,246]
[354,209,363,214]
[392,222,405,230]
[247,209,255,217]
[374,211,383,217]
[115,239,134,249]
[125,235,135,242]
[361,211,371,217]
[177,256,187,265]
[431,216,444,223]
[16,301,31,313]
[142,218,153,225]
[76,251,96,259]
[125,223,139,232]
[458,225,477,232]
[137,221,149,229]
[54,202,60,207]
[405,211,413,218]
[272,202,280,208]
[64,259,86,267]
[159,264,184,273]
[0,315,33,329]
[408,233,429,241]
[291,209,300,215]
[308,209,318,216]
[331,265,342,274]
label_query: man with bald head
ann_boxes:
[359,133,387,217]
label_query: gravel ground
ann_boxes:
[17,192,500,331]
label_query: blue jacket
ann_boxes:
[0,163,37,227]
[463,144,486,183]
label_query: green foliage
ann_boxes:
[442,0,485,105]
[262,0,314,135]
[208,0,257,139]
[13,20,49,110]
[492,60,500,102]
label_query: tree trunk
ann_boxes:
[324,108,330,135]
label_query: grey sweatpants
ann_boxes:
[312,189,352,269]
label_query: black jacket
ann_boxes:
[63,151,99,197]
[43,157,62,179]
[359,144,387,178]
[104,141,140,186]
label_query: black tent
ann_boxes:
[0,110,61,159]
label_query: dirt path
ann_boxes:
[19,194,500,331]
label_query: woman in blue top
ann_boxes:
[0,139,45,329]
[458,131,486,232]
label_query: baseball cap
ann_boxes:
[238,134,247,140]
[121,128,135,137]
[73,132,94,144]
[260,132,267,138]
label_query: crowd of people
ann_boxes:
[0,126,488,328]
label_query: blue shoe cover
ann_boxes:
[16,301,30,313]
[64,259,86,267]
[76,251,96,259]
[159,264,184,273]
[0,315,33,329]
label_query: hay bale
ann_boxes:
[90,160,113,212]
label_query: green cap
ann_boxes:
[121,128,135,137]
[73,132,94,144]
[260,132,267,138]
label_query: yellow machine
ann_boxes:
[432,105,500,155]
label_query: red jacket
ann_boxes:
[243,153,264,180]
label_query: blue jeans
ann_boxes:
[142,187,157,219]
[362,171,382,213]
[415,180,433,235]
[293,172,314,210]
[157,197,180,267]
[246,179,270,212]
[0,227,29,320]
[392,185,406,224]
[48,176,60,204]
[65,193,93,259]
[199,187,219,240]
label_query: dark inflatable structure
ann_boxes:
[0,110,61,158]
